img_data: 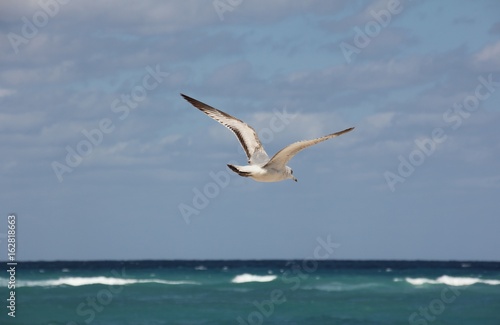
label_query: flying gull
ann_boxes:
[181,94,354,182]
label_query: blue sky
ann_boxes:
[1,0,499,261]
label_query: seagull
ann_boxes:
[181,94,354,182]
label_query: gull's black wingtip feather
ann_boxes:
[335,127,355,136]
[180,93,202,108]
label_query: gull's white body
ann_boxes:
[181,94,354,182]
[227,164,292,182]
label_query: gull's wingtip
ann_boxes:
[341,127,355,134]
[335,127,355,136]
[181,93,199,107]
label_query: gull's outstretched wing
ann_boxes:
[181,94,270,165]
[264,127,354,170]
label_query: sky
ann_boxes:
[0,0,499,261]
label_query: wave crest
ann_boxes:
[404,275,500,287]
[5,277,199,288]
[231,273,277,284]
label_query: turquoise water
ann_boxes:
[1,260,499,325]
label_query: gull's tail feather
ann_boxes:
[227,164,251,177]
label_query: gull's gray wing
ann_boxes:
[264,127,354,170]
[181,94,269,165]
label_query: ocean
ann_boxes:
[1,260,499,325]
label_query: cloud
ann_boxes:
[455,175,500,189]
[215,0,352,23]
[1,0,500,260]
[0,111,46,132]
[204,60,255,91]
[489,21,500,34]
[0,88,16,97]
[5,60,77,86]
[473,41,500,70]
[278,56,438,97]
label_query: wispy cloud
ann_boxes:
[1,0,499,260]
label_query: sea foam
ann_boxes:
[404,275,500,286]
[9,277,199,288]
[302,282,381,292]
[231,273,277,283]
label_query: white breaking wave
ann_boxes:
[231,273,277,284]
[402,275,500,287]
[4,277,199,288]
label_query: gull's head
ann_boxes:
[286,166,297,182]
